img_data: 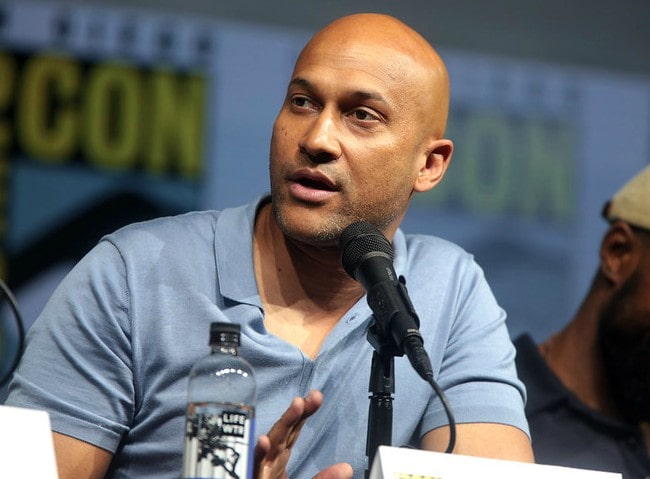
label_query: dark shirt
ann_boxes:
[514,334,650,479]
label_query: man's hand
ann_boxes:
[254,390,353,479]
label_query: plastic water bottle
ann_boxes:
[182,322,257,479]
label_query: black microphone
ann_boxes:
[339,221,433,381]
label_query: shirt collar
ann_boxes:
[214,194,408,304]
[215,195,266,305]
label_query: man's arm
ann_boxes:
[421,423,535,462]
[53,391,351,479]
[52,432,113,479]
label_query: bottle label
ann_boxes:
[183,403,255,479]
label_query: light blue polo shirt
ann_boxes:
[6,196,528,479]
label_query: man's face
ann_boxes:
[268,38,435,245]
[599,237,650,422]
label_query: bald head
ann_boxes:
[296,13,450,137]
[269,13,454,243]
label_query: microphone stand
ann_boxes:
[364,322,403,479]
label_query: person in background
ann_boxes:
[515,165,650,479]
[6,13,534,479]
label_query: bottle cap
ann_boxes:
[209,322,241,346]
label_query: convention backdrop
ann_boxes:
[1,1,649,394]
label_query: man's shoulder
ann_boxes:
[104,210,222,248]
[513,334,538,363]
[513,333,572,417]
[399,231,476,279]
[513,334,548,383]
[105,197,261,244]
[402,231,471,259]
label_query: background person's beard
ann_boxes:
[598,270,650,423]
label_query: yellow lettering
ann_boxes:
[83,63,141,169]
[414,110,575,223]
[392,474,442,479]
[145,70,205,177]
[461,112,514,214]
[17,55,79,161]
[520,119,575,220]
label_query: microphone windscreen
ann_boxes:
[339,222,394,279]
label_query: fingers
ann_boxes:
[276,390,323,426]
[254,433,288,479]
[254,392,354,479]
[267,390,323,452]
[312,463,354,479]
[254,434,271,468]
[301,389,323,417]
[254,390,326,479]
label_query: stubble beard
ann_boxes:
[270,185,407,247]
[268,159,408,246]
[270,194,358,246]
[598,270,650,423]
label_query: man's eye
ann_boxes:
[292,97,311,108]
[353,109,377,121]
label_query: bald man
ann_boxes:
[5,13,534,479]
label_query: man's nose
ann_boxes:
[298,109,342,162]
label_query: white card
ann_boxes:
[0,405,59,478]
[370,445,621,479]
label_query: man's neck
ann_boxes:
[252,204,365,358]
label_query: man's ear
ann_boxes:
[414,138,453,193]
[600,221,640,285]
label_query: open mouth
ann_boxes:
[288,169,339,202]
[297,177,336,191]
[290,169,337,191]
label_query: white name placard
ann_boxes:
[0,405,59,478]
[370,445,621,479]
